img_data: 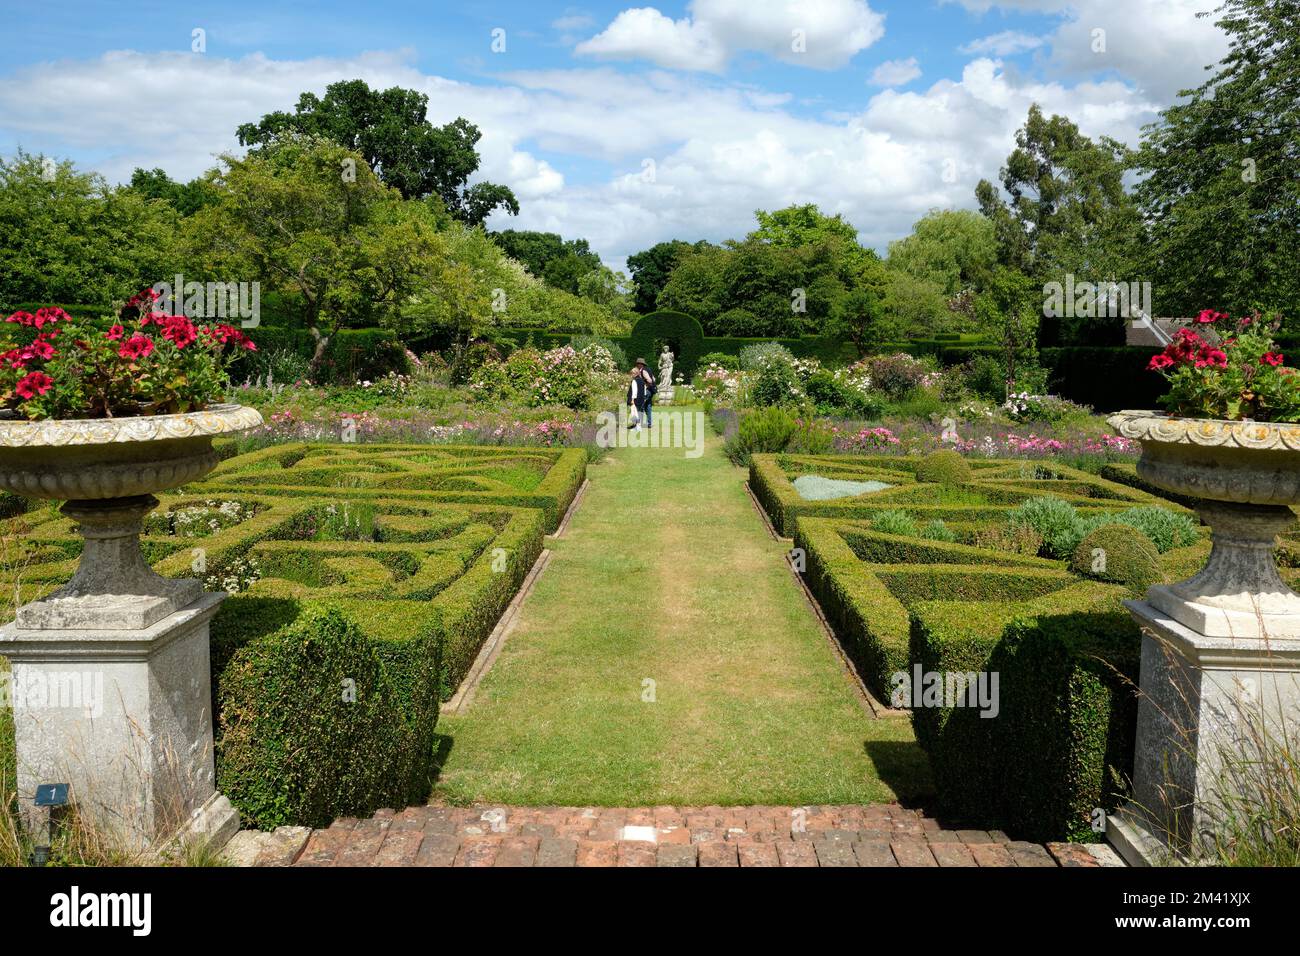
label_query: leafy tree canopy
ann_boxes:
[490,229,599,287]
[886,208,997,296]
[1136,0,1300,319]
[186,136,446,346]
[626,239,710,312]
[127,167,220,217]
[976,104,1141,285]
[236,79,519,226]
[0,149,180,306]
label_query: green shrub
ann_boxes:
[919,519,957,542]
[214,604,441,830]
[698,351,740,371]
[872,509,918,537]
[571,334,627,369]
[1009,496,1084,558]
[787,418,836,456]
[1070,524,1161,593]
[1085,506,1199,554]
[971,523,1044,556]
[725,406,798,465]
[910,590,1140,841]
[626,310,706,381]
[739,340,797,370]
[916,450,972,486]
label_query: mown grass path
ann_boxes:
[432,412,931,806]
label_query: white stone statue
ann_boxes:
[658,346,675,401]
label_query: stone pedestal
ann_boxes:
[1108,600,1300,865]
[0,592,239,852]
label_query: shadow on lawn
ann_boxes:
[863,738,935,808]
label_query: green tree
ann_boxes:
[829,285,900,354]
[976,104,1142,284]
[748,203,861,251]
[542,253,593,295]
[127,167,220,217]
[1136,0,1300,318]
[887,209,997,296]
[490,229,600,285]
[236,79,519,226]
[0,149,180,306]
[656,244,728,320]
[973,266,1041,399]
[186,136,446,364]
[626,239,703,313]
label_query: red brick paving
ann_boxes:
[266,804,1108,867]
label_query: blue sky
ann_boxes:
[0,1,1229,267]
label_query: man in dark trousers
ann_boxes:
[635,357,656,428]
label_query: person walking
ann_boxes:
[637,357,657,428]
[627,364,647,430]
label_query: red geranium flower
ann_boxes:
[160,315,198,349]
[28,336,56,360]
[31,307,68,329]
[5,311,34,326]
[2,348,27,369]
[213,324,257,351]
[14,371,53,399]
[1262,352,1284,367]
[1148,354,1175,371]
[106,324,125,341]
[1195,347,1229,369]
[118,333,155,360]
[1196,309,1228,324]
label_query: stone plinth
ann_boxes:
[1108,600,1300,865]
[1,592,239,851]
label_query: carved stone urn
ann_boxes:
[1107,411,1300,638]
[1105,410,1300,864]
[0,402,262,850]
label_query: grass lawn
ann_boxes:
[432,407,933,806]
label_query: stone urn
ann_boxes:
[1106,410,1300,864]
[0,402,263,629]
[0,402,262,850]
[1107,410,1300,638]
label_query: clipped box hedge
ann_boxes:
[751,452,1171,537]
[199,443,586,532]
[763,451,1200,841]
[909,590,1139,842]
[0,442,583,830]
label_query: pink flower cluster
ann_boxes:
[837,426,901,450]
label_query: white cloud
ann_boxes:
[575,0,885,72]
[575,7,726,72]
[947,0,1229,100]
[0,33,1209,270]
[958,31,1046,57]
[870,57,921,86]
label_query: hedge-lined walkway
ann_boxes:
[430,410,929,806]
[228,803,1120,867]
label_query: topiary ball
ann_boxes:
[916,449,972,485]
[1070,523,1161,594]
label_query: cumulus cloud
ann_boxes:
[0,14,1218,271]
[947,0,1228,100]
[870,57,921,86]
[576,0,885,72]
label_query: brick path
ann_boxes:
[224,804,1123,867]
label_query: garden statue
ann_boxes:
[658,346,675,402]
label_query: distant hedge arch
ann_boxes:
[626,310,705,382]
